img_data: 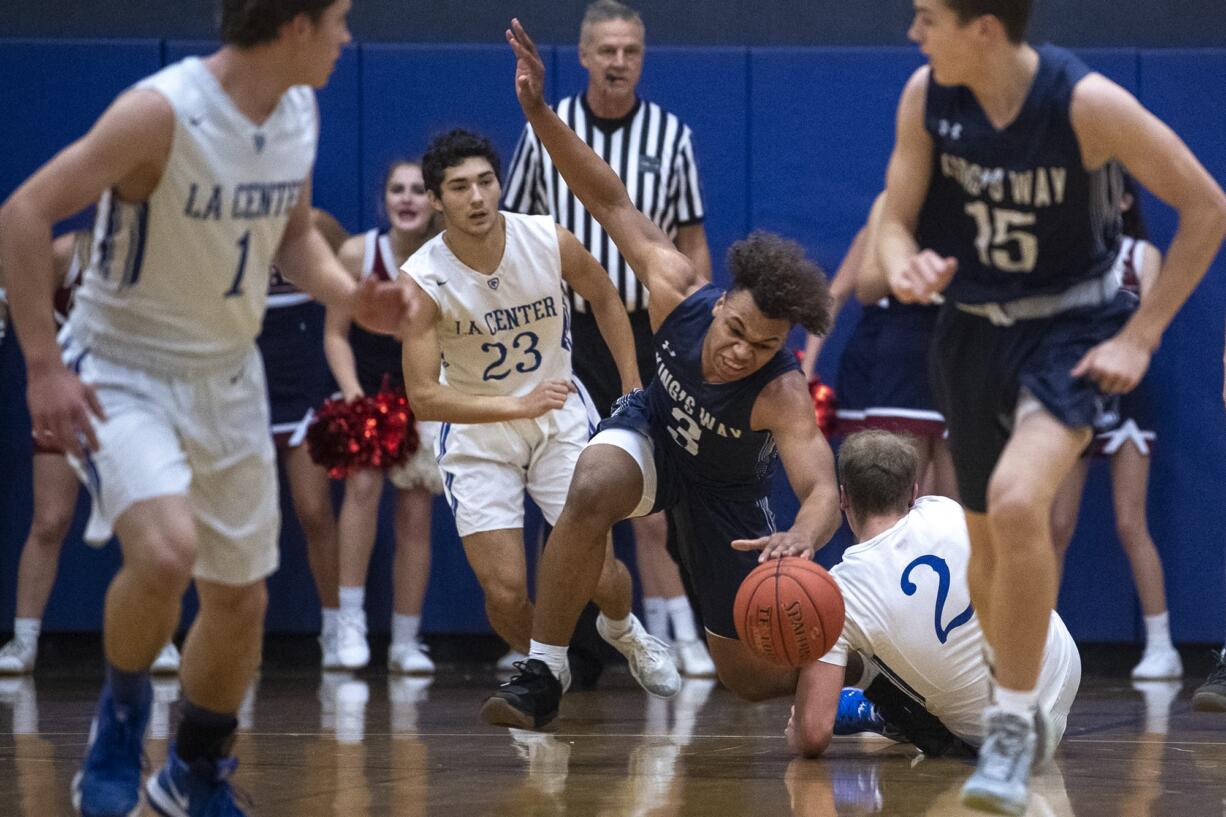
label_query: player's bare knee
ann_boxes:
[27,510,72,551]
[483,577,529,619]
[564,475,631,532]
[986,484,1046,542]
[203,583,268,628]
[134,534,197,592]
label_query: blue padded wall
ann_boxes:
[0,40,163,631]
[2,39,1224,643]
[1136,50,1226,644]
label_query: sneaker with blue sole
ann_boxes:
[833,688,886,736]
[71,680,152,817]
[145,746,249,817]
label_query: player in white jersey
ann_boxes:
[787,430,1080,759]
[401,129,678,700]
[0,3,410,816]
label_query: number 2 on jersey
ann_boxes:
[900,555,974,644]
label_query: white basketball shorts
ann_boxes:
[63,339,280,586]
[435,381,599,538]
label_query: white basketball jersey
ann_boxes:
[825,496,1075,742]
[67,56,318,373]
[402,212,572,398]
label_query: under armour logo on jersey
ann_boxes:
[254,133,266,153]
[487,278,500,290]
[938,119,963,140]
[661,340,677,358]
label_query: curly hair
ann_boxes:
[421,129,502,197]
[726,231,831,336]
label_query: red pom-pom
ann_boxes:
[307,376,419,479]
[808,375,838,438]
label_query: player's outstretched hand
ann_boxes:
[731,530,816,563]
[1071,333,1151,394]
[27,363,105,458]
[352,276,411,337]
[889,250,955,305]
[506,18,547,115]
[519,379,575,418]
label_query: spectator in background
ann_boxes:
[325,160,443,674]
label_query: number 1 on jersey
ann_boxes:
[225,230,251,298]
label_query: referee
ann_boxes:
[503,0,716,680]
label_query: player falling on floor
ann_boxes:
[788,430,1080,761]
[399,128,680,697]
[0,2,410,816]
[876,0,1226,812]
[482,19,840,731]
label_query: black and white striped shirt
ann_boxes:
[502,94,705,313]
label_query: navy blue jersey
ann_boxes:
[644,285,800,500]
[920,45,1123,304]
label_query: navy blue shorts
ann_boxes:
[835,306,883,436]
[865,303,944,437]
[1092,376,1156,457]
[599,391,777,640]
[257,301,334,445]
[930,290,1136,513]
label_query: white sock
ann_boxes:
[14,618,41,642]
[599,613,633,640]
[393,614,421,646]
[665,596,698,643]
[993,685,1039,719]
[643,597,669,639]
[321,608,339,638]
[339,586,365,616]
[1143,611,1173,652]
[527,640,569,679]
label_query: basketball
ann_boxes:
[733,558,845,667]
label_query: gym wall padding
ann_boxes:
[1,39,1223,642]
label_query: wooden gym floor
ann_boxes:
[1,640,1223,817]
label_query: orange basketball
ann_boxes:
[733,557,845,667]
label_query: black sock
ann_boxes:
[175,700,238,765]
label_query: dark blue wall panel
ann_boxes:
[0,40,162,631]
[2,40,1224,645]
[358,44,553,230]
[1135,50,1226,644]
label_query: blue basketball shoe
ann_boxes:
[833,688,886,736]
[145,746,249,817]
[71,680,152,817]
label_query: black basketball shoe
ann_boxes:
[1193,647,1226,712]
[481,659,564,730]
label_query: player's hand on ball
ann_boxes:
[506,18,547,114]
[1071,333,1151,394]
[27,362,105,457]
[731,530,815,563]
[890,250,955,305]
[519,379,575,418]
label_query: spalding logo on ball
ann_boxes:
[733,557,845,667]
